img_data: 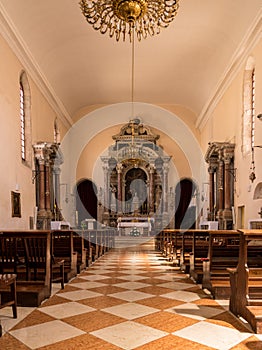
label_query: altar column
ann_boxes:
[222,146,235,228]
[217,149,224,229]
[163,163,169,213]
[53,167,61,212]
[45,162,51,213]
[208,164,216,221]
[38,158,46,215]
[149,165,155,214]
[103,164,110,214]
[33,142,54,229]
[116,163,123,214]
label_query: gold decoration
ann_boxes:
[79,0,179,41]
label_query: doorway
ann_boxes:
[76,179,97,224]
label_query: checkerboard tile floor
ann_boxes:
[1,239,262,349]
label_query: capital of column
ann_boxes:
[163,163,169,173]
[208,164,217,173]
[223,153,233,165]
[33,143,47,163]
[149,164,155,173]
[116,163,123,173]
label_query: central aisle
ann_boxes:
[1,239,261,349]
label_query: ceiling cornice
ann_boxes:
[0,4,73,128]
[196,8,262,131]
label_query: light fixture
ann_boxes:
[79,0,179,42]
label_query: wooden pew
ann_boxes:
[158,229,174,260]
[201,230,240,299]
[81,228,116,264]
[72,230,87,273]
[0,230,52,306]
[189,230,209,283]
[157,229,209,277]
[229,229,262,333]
[51,230,77,281]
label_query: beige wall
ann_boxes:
[0,34,69,229]
[200,38,262,228]
[76,124,192,189]
[1,27,261,229]
[75,104,200,193]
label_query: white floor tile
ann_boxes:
[173,321,251,350]
[79,274,110,280]
[0,306,35,335]
[155,273,184,280]
[39,301,95,319]
[91,321,168,349]
[102,302,158,320]
[71,281,106,289]
[10,320,85,349]
[118,275,148,281]
[120,269,148,274]
[87,269,113,274]
[109,290,153,301]
[58,289,102,301]
[113,281,150,289]
[157,281,195,290]
[160,290,200,302]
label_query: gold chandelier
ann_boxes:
[79,0,179,42]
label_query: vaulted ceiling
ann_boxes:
[0,0,261,128]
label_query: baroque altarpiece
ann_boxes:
[97,119,173,232]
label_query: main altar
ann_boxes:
[97,118,174,234]
[117,216,154,236]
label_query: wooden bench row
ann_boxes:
[228,230,262,333]
[156,228,262,333]
[0,229,115,307]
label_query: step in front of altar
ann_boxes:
[114,236,154,248]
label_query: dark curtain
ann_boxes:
[76,179,97,223]
[175,178,196,229]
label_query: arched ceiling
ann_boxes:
[0,0,261,128]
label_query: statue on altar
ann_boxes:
[131,191,140,213]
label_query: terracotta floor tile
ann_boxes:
[88,285,127,295]
[136,286,175,295]
[193,298,223,307]
[94,277,127,284]
[37,333,122,350]
[136,277,173,284]
[136,295,184,309]
[63,310,125,332]
[206,311,252,332]
[134,333,215,350]
[57,285,80,293]
[0,333,31,349]
[10,309,55,330]
[136,310,199,332]
[229,335,262,350]
[78,295,126,309]
[40,294,71,307]
[70,277,88,284]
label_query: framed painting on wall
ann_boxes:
[11,191,21,218]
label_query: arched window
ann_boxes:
[19,71,32,166]
[242,56,255,156]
